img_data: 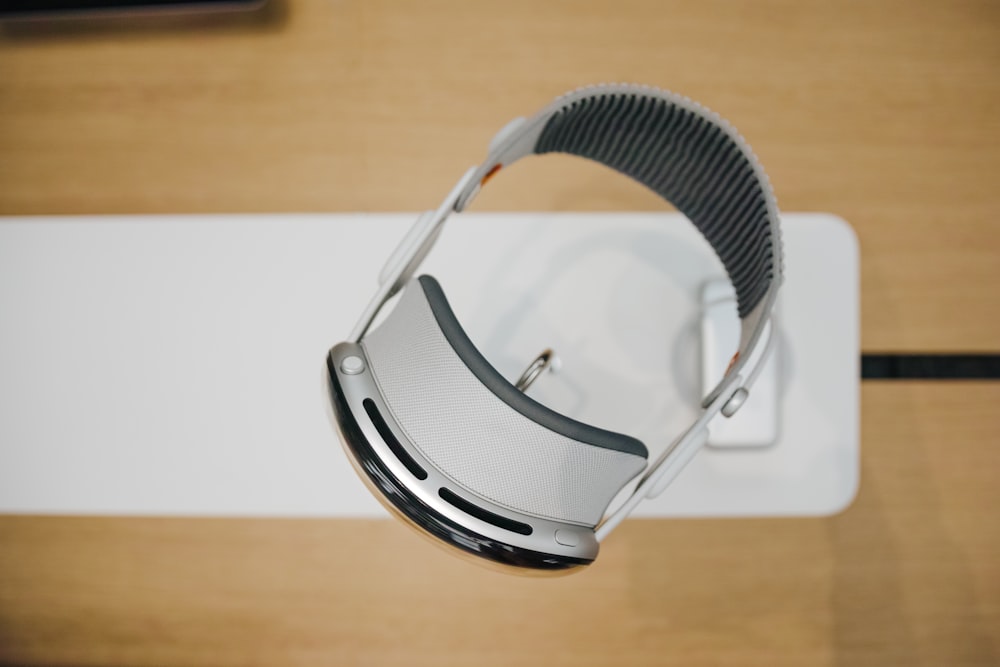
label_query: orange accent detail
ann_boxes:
[726,351,741,374]
[480,163,502,186]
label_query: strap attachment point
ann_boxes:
[514,349,558,392]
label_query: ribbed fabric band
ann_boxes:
[533,91,775,317]
[449,84,782,399]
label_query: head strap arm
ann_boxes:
[346,167,478,342]
[594,372,742,541]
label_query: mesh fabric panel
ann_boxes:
[362,279,647,527]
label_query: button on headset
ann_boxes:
[340,356,366,375]
[554,529,580,547]
[721,387,749,417]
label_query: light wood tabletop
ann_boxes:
[1,1,998,665]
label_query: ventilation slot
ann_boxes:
[438,487,533,535]
[363,398,428,480]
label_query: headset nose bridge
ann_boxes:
[515,349,559,392]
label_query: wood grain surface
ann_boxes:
[0,0,998,349]
[1,1,998,665]
[1,384,998,666]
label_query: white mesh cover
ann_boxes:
[361,279,647,527]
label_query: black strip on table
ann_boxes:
[862,354,1000,380]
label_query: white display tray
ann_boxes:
[0,213,859,518]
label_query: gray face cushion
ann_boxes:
[361,276,648,527]
[417,276,647,458]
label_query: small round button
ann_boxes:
[340,355,365,375]
[721,387,749,417]
[554,529,579,547]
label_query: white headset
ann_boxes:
[327,84,782,572]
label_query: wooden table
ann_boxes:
[1,2,997,665]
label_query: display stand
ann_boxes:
[0,213,859,517]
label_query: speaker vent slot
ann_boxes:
[363,398,428,481]
[438,488,533,535]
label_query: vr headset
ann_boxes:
[326,84,782,573]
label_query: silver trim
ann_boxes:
[330,341,600,562]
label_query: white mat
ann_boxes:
[0,213,859,517]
